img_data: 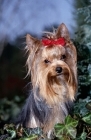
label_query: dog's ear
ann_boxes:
[26,34,41,57]
[26,34,41,76]
[26,34,35,48]
[26,34,41,51]
[56,23,70,39]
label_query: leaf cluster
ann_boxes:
[0,96,91,140]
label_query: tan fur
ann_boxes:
[25,23,77,135]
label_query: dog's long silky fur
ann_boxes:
[16,23,77,138]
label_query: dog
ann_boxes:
[17,23,77,138]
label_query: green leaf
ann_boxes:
[82,113,91,124]
[23,127,43,136]
[6,129,16,138]
[74,97,91,116]
[66,127,77,139]
[65,115,78,127]
[80,132,87,140]
[76,131,87,140]
[56,135,69,140]
[4,124,16,138]
[19,135,38,140]
[86,102,91,110]
[55,124,65,136]
[55,115,78,139]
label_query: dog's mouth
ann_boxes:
[56,72,63,76]
[55,69,71,83]
[56,72,68,78]
[46,63,72,83]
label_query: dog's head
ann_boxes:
[26,23,77,105]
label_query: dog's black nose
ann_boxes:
[56,67,62,73]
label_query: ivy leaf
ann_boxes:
[65,115,78,127]
[80,132,87,140]
[19,135,38,140]
[74,97,91,116]
[4,124,16,138]
[55,115,78,139]
[54,124,65,136]
[76,131,87,140]
[55,135,69,140]
[23,127,43,136]
[86,102,91,110]
[6,129,16,138]
[66,127,77,139]
[82,113,91,124]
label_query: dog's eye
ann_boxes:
[61,55,66,60]
[44,59,50,63]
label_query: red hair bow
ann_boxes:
[42,37,66,46]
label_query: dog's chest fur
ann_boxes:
[19,91,72,133]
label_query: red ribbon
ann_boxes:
[42,37,66,46]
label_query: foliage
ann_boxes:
[0,97,91,140]
[55,115,78,139]
[75,0,91,99]
[76,0,91,25]
[0,96,24,123]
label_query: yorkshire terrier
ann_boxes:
[17,23,77,138]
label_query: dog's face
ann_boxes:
[26,23,77,105]
[41,44,71,79]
